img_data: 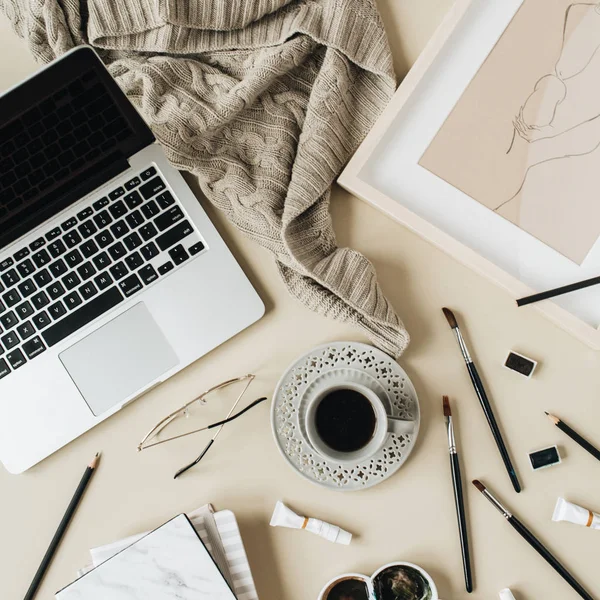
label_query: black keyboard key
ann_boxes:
[77,262,96,281]
[32,249,51,268]
[48,301,67,320]
[189,241,205,255]
[61,217,78,231]
[79,281,98,300]
[155,206,185,232]
[0,311,18,329]
[3,289,21,307]
[108,242,126,260]
[119,273,143,297]
[64,230,82,248]
[49,259,68,278]
[43,287,124,347]
[64,291,83,310]
[2,331,19,349]
[17,279,36,297]
[158,262,174,275]
[78,220,98,239]
[0,258,14,271]
[95,230,114,249]
[156,220,194,252]
[13,247,30,261]
[92,197,109,211]
[33,268,52,287]
[139,264,158,285]
[169,244,189,265]
[1,268,19,287]
[156,191,175,210]
[48,281,65,300]
[48,239,66,257]
[32,311,51,331]
[17,321,35,340]
[31,291,49,310]
[140,166,156,181]
[77,207,94,221]
[62,272,81,291]
[141,200,159,219]
[94,272,113,290]
[124,190,143,210]
[15,301,34,319]
[125,252,143,271]
[126,210,144,229]
[139,223,158,241]
[45,227,61,241]
[92,252,111,271]
[139,176,166,199]
[109,200,127,219]
[0,298,4,314]
[110,220,129,239]
[23,336,45,359]
[109,186,125,200]
[65,249,84,268]
[109,261,128,281]
[125,176,141,190]
[123,232,142,252]
[93,210,112,229]
[6,348,26,369]
[30,237,46,251]
[81,240,99,258]
[0,358,9,379]
[140,242,159,261]
[16,259,35,277]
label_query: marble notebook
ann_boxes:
[56,514,237,599]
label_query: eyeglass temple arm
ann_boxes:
[206,397,267,430]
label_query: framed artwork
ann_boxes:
[338,0,600,349]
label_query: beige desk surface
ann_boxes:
[1,3,600,600]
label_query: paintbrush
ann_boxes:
[473,480,595,600]
[545,412,600,463]
[442,308,521,493]
[443,396,473,593]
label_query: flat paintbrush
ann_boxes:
[443,396,473,593]
[473,480,595,600]
[442,308,521,493]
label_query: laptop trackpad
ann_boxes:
[60,303,179,416]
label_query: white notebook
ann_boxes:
[56,514,237,599]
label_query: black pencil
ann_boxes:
[473,480,595,600]
[24,452,100,600]
[545,413,600,462]
[516,275,600,307]
[442,308,521,493]
[443,397,473,593]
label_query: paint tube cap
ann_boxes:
[336,529,352,545]
[499,589,516,600]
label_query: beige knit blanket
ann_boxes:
[1,0,410,356]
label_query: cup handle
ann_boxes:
[387,416,416,435]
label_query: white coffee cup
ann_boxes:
[305,381,415,464]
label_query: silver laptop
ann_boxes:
[0,47,264,474]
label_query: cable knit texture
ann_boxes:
[0,0,410,356]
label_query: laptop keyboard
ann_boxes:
[0,165,206,380]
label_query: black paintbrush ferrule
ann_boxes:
[508,515,595,600]
[466,362,521,493]
[450,452,473,593]
[557,421,600,462]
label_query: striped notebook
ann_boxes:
[78,505,259,600]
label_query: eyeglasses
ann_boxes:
[137,374,266,478]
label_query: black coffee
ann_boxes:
[315,389,376,453]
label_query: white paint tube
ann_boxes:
[552,497,600,530]
[499,589,516,600]
[269,501,352,545]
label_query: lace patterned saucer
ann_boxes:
[271,342,420,491]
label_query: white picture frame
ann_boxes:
[338,0,600,349]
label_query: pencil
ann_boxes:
[23,452,100,600]
[545,413,600,462]
[473,480,594,600]
[516,275,600,307]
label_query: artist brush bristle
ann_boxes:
[442,307,458,329]
[443,395,452,417]
[472,479,486,493]
[545,412,560,425]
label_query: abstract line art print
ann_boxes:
[421,0,600,264]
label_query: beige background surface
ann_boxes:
[1,3,600,600]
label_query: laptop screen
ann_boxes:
[0,47,154,251]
